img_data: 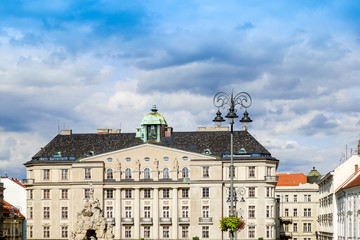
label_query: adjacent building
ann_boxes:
[2,201,25,240]
[275,172,319,240]
[24,106,280,240]
[0,182,4,239]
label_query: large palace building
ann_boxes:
[24,105,279,240]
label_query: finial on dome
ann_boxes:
[151,104,158,112]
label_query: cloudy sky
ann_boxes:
[1,0,360,179]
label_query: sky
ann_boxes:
[1,0,360,180]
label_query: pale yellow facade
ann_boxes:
[25,143,279,240]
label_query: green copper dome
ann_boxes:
[141,105,168,126]
[307,167,321,177]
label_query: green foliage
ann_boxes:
[220,216,246,232]
[258,238,264,240]
[192,237,200,240]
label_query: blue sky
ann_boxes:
[1,0,360,179]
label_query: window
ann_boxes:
[294,195,297,202]
[125,189,132,199]
[163,157,169,162]
[43,169,50,180]
[303,223,311,232]
[144,168,151,179]
[202,226,209,238]
[304,208,311,217]
[163,206,170,218]
[182,167,189,178]
[202,206,209,218]
[266,226,271,238]
[61,226,68,238]
[163,189,170,198]
[285,195,289,202]
[43,207,50,219]
[106,189,114,199]
[144,206,151,218]
[106,169,113,179]
[249,206,255,218]
[285,224,289,232]
[248,166,255,177]
[182,156,188,161]
[203,166,209,177]
[62,207,68,219]
[144,189,151,198]
[163,226,169,238]
[182,226,188,238]
[29,207,33,219]
[163,168,169,178]
[125,226,131,238]
[125,206,132,218]
[182,206,189,217]
[248,226,255,238]
[125,168,132,179]
[266,167,272,176]
[229,166,235,178]
[144,157,150,162]
[182,188,189,198]
[106,206,113,218]
[293,208,298,217]
[29,189,33,199]
[43,189,50,199]
[285,208,289,217]
[248,187,255,198]
[61,189,68,199]
[85,168,91,179]
[304,194,311,202]
[202,187,209,198]
[84,189,90,199]
[266,187,270,197]
[61,169,68,180]
[293,223,298,232]
[29,226,33,238]
[266,206,270,218]
[107,157,112,162]
[144,226,150,238]
[125,157,131,162]
[43,226,50,238]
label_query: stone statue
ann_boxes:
[154,159,159,170]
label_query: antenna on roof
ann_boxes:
[58,120,60,134]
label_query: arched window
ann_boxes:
[163,168,169,178]
[107,169,113,179]
[125,168,132,179]
[144,168,151,179]
[182,167,189,178]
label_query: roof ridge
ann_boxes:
[335,168,360,192]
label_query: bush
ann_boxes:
[192,237,200,240]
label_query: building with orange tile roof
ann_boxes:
[2,200,25,240]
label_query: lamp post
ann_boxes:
[213,90,252,240]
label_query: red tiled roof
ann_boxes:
[343,173,360,190]
[3,200,25,218]
[276,173,307,186]
[0,176,25,188]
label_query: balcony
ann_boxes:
[22,179,34,185]
[198,217,213,224]
[159,217,172,224]
[140,217,153,225]
[264,175,279,182]
[178,217,190,224]
[121,218,134,224]
[280,217,292,223]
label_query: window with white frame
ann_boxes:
[248,187,255,198]
[144,226,150,238]
[182,189,189,198]
[163,189,170,198]
[182,226,188,238]
[303,223,311,232]
[304,194,311,202]
[125,168,132,179]
[304,208,311,217]
[248,166,255,177]
[84,189,90,199]
[248,225,255,238]
[266,187,270,197]
[182,206,189,217]
[125,226,131,238]
[202,187,209,198]
[43,189,50,199]
[125,189,132,198]
[85,168,91,179]
[106,169,113,179]
[293,208,298,217]
[43,169,50,180]
[61,226,68,238]
[163,206,170,218]
[266,206,270,218]
[266,225,271,238]
[144,168,151,179]
[29,207,33,219]
[182,167,189,178]
[285,195,289,202]
[29,189,33,199]
[106,189,114,199]
[202,205,209,218]
[202,226,209,238]
[266,167,272,176]
[203,166,209,177]
[285,208,289,217]
[144,206,151,218]
[163,168,169,178]
[294,195,297,202]
[293,223,298,232]
[163,226,169,238]
[144,189,151,198]
[61,207,68,219]
[29,226,33,238]
[43,207,50,219]
[43,226,50,238]
[106,206,113,218]
[61,189,68,199]
[125,206,132,218]
[61,169,68,180]
[249,206,255,218]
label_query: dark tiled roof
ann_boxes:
[29,130,271,162]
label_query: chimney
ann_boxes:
[60,129,72,135]
[165,127,173,137]
[356,164,359,172]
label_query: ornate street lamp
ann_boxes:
[213,90,252,240]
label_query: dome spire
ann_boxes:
[151,104,158,113]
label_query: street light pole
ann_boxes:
[213,90,252,240]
